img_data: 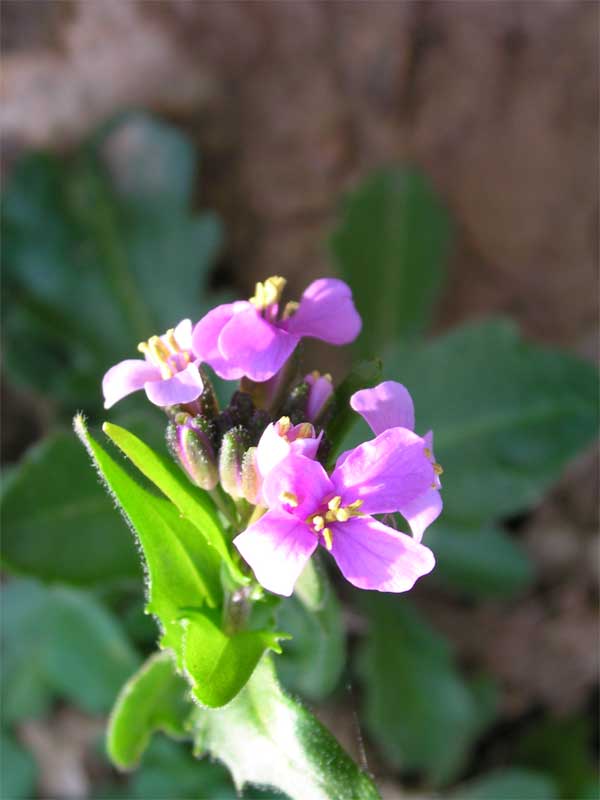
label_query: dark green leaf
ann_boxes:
[325,359,382,468]
[193,657,380,800]
[331,168,451,355]
[427,522,534,597]
[388,320,599,522]
[277,562,345,701]
[182,611,286,708]
[1,578,139,723]
[1,431,140,585]
[107,651,193,769]
[0,732,37,800]
[357,596,491,785]
[452,768,558,800]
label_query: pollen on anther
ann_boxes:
[280,491,298,508]
[328,496,342,512]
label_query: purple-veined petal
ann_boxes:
[305,373,334,421]
[102,359,161,409]
[282,278,362,344]
[262,453,333,519]
[329,516,435,592]
[350,381,415,435]
[332,427,434,515]
[234,510,318,596]
[219,307,299,382]
[172,318,193,351]
[144,361,204,407]
[191,302,250,380]
[399,487,443,543]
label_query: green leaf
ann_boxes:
[74,416,223,636]
[277,562,345,701]
[182,611,286,708]
[452,768,558,800]
[1,578,139,723]
[325,359,382,468]
[331,168,451,355]
[427,522,534,597]
[2,113,224,414]
[388,320,599,523]
[1,430,141,585]
[102,421,240,581]
[356,596,491,785]
[0,732,37,800]
[107,651,193,769]
[193,657,380,800]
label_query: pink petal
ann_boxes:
[329,516,435,592]
[255,423,293,478]
[350,381,415,435]
[143,362,204,407]
[305,373,334,421]
[332,427,434,516]
[219,307,299,382]
[172,318,193,351]
[102,359,161,409]
[192,302,249,380]
[283,278,362,344]
[262,454,333,519]
[399,487,443,543]
[234,510,318,596]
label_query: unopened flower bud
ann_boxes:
[219,425,251,500]
[305,371,333,422]
[241,446,261,505]
[166,414,218,490]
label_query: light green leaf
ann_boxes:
[74,416,222,632]
[357,596,491,785]
[427,522,534,597]
[277,563,345,701]
[388,319,599,522]
[1,431,140,585]
[331,168,451,355]
[102,422,243,583]
[1,578,139,723]
[193,657,380,800]
[452,768,558,800]
[0,732,37,800]
[182,611,286,708]
[107,651,193,769]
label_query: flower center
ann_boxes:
[306,495,364,551]
[138,329,191,380]
[275,416,315,442]
[249,276,287,311]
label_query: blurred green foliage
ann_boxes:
[2,114,598,799]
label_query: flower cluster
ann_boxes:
[103,277,442,597]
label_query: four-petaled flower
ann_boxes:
[192,276,362,382]
[102,319,204,408]
[234,424,437,596]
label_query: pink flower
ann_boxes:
[102,319,204,409]
[192,277,362,383]
[234,427,436,596]
[350,381,443,542]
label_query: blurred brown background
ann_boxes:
[2,0,598,354]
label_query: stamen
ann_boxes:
[311,515,325,532]
[282,301,299,320]
[335,508,350,522]
[322,527,333,551]
[347,499,363,511]
[164,328,179,352]
[277,416,291,436]
[328,496,342,512]
[250,276,287,309]
[295,422,315,439]
[280,491,298,508]
[138,336,173,378]
[433,463,444,476]
[424,447,432,459]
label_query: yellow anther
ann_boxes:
[347,499,363,511]
[328,496,342,512]
[322,527,333,551]
[138,335,172,378]
[295,422,315,439]
[250,276,287,309]
[164,328,179,352]
[280,491,299,508]
[335,508,350,522]
[433,463,444,476]
[424,447,432,459]
[277,416,291,435]
[311,515,325,532]
[282,301,299,320]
